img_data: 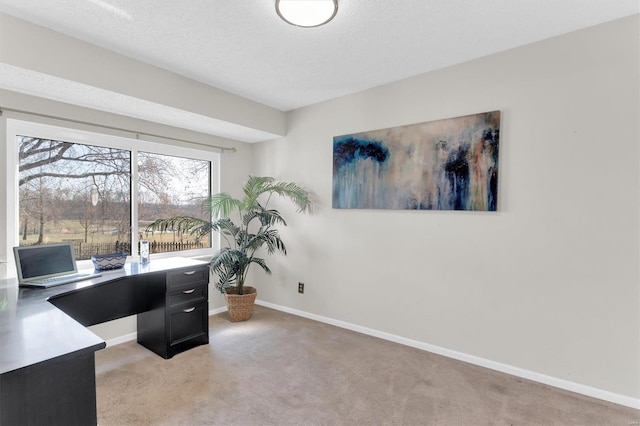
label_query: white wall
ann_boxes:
[0,12,285,137]
[252,16,640,401]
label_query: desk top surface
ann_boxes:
[0,257,208,375]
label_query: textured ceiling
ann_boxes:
[0,0,638,139]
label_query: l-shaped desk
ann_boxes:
[0,257,210,426]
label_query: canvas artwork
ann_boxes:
[332,111,500,211]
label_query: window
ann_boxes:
[18,137,132,259]
[7,119,219,263]
[138,152,211,254]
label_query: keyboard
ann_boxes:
[23,272,102,288]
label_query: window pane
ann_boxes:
[17,136,132,260]
[138,152,211,254]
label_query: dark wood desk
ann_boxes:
[0,258,209,426]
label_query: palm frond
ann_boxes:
[242,206,287,228]
[242,176,273,208]
[243,176,312,213]
[204,192,242,218]
[246,229,286,255]
[262,180,313,213]
[250,257,271,275]
[146,216,210,237]
[210,248,245,290]
[211,218,240,237]
[154,176,312,292]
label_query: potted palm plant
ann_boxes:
[147,176,312,322]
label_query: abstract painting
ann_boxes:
[332,111,500,211]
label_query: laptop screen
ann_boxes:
[13,243,78,282]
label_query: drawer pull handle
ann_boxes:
[183,307,196,313]
[184,271,196,275]
[183,289,195,294]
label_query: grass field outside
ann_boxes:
[19,219,210,259]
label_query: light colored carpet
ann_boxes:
[95,305,639,425]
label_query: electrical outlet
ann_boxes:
[298,282,304,294]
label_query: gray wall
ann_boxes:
[252,16,640,400]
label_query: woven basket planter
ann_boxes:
[224,286,257,322]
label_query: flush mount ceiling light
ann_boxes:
[276,0,338,28]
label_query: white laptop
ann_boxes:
[13,242,102,288]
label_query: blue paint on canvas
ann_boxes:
[332,137,392,209]
[332,111,500,211]
[333,137,389,167]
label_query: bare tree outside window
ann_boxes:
[17,136,212,260]
[138,152,211,254]
[18,136,132,259]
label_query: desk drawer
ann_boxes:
[169,301,208,346]
[167,267,208,289]
[169,285,207,308]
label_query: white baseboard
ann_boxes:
[209,306,227,315]
[255,299,640,410]
[104,332,137,347]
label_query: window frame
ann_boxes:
[6,118,220,270]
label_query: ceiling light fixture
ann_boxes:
[276,0,338,28]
